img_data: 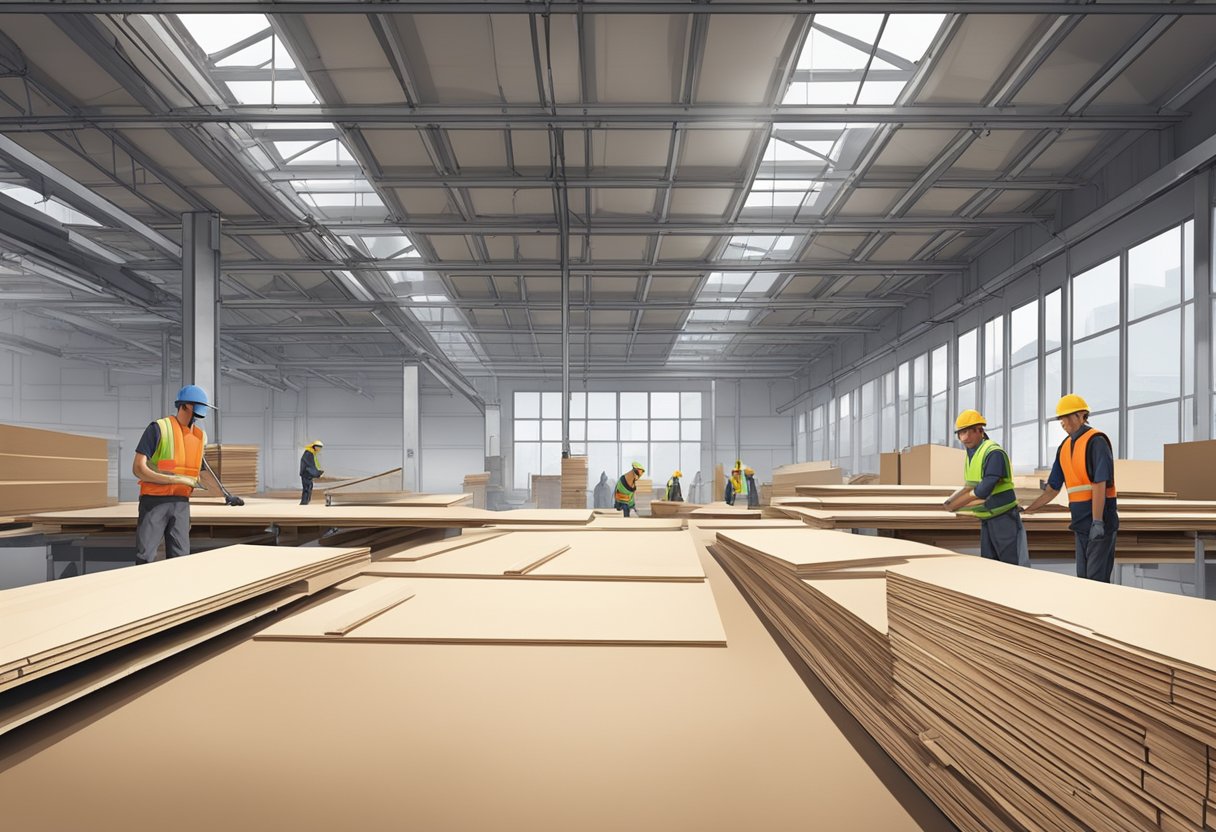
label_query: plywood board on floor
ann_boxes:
[255,577,726,646]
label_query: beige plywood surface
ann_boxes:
[484,517,683,532]
[256,577,725,645]
[367,531,704,581]
[801,575,892,634]
[22,503,595,528]
[717,528,952,573]
[325,492,473,507]
[0,534,951,832]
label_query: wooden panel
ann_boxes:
[0,482,107,514]
[0,453,107,482]
[0,423,107,459]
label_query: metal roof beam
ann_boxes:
[145,259,965,274]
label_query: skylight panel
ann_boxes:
[276,139,355,165]
[0,185,100,227]
[363,235,418,259]
[227,80,318,105]
[745,179,820,210]
[178,14,271,54]
[877,14,946,64]
[722,235,798,260]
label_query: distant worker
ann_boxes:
[593,471,612,509]
[944,410,1028,566]
[724,459,747,506]
[614,461,645,517]
[1024,395,1118,582]
[665,470,684,502]
[300,440,325,505]
[744,467,760,509]
[131,385,243,565]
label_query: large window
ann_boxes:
[912,353,929,446]
[1071,258,1120,452]
[880,371,897,452]
[1008,299,1039,472]
[513,391,701,490]
[860,380,879,473]
[957,328,978,415]
[810,404,825,461]
[930,344,949,445]
[982,315,1005,448]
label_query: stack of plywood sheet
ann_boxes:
[560,455,588,509]
[770,461,845,498]
[898,444,966,486]
[0,544,369,702]
[649,499,698,518]
[711,529,1017,831]
[462,472,489,509]
[634,477,654,516]
[713,463,725,504]
[530,474,561,509]
[690,503,761,520]
[203,444,258,495]
[324,492,472,507]
[0,423,109,514]
[887,556,1216,832]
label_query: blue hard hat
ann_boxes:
[175,384,215,418]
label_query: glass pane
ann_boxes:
[588,392,616,418]
[897,362,910,416]
[1128,225,1181,320]
[1010,359,1039,424]
[957,329,977,382]
[798,413,806,432]
[1044,288,1062,351]
[1127,308,1180,406]
[620,392,647,418]
[1045,350,1062,406]
[913,354,927,397]
[651,421,679,441]
[983,371,1003,430]
[1128,401,1179,461]
[1184,219,1194,302]
[620,420,649,441]
[1072,331,1120,413]
[516,421,540,441]
[513,442,539,489]
[957,381,975,414]
[681,420,702,440]
[984,316,1004,373]
[1073,258,1120,338]
[681,392,702,419]
[587,420,616,440]
[1184,396,1195,442]
[515,391,539,419]
[1011,422,1039,475]
[681,443,701,481]
[912,402,928,446]
[570,421,586,441]
[570,442,585,456]
[541,392,561,419]
[1185,303,1194,397]
[1010,299,1038,365]
[931,345,948,395]
[1086,410,1120,459]
[650,392,679,418]
[570,392,586,420]
[880,404,896,452]
[931,391,948,444]
[541,442,562,474]
[588,442,618,486]
[650,443,680,485]
[620,443,648,476]
[541,420,561,441]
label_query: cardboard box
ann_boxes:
[899,443,966,486]
[1114,459,1164,494]
[879,452,901,485]
[1164,440,1216,500]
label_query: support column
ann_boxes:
[403,364,420,491]
[160,330,170,414]
[485,404,501,458]
[1194,170,1213,441]
[181,212,221,439]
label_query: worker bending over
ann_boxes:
[300,440,324,505]
[665,470,684,502]
[724,460,747,506]
[944,410,1028,566]
[614,461,645,517]
[131,385,242,565]
[1024,395,1118,582]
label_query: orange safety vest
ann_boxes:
[614,471,638,505]
[140,416,205,498]
[1058,428,1117,504]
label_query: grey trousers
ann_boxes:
[979,510,1028,566]
[1075,527,1118,582]
[135,499,191,563]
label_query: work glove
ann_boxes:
[1089,519,1106,541]
[225,495,245,507]
[172,475,199,489]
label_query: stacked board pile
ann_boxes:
[203,444,258,496]
[634,478,654,516]
[462,472,489,509]
[530,474,562,509]
[0,423,109,514]
[711,529,1014,830]
[560,455,588,509]
[887,557,1216,832]
[770,461,844,498]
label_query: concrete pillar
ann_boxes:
[485,404,501,457]
[403,364,420,490]
[181,211,221,439]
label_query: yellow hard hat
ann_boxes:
[744,467,755,476]
[1056,394,1089,418]
[631,461,645,473]
[672,470,682,478]
[954,410,986,432]
[308,440,324,449]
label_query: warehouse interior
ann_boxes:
[4,2,1216,830]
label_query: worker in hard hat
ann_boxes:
[665,470,684,502]
[1024,394,1118,582]
[744,467,760,509]
[614,461,645,517]
[724,459,747,505]
[944,410,1028,566]
[131,385,243,565]
[299,440,325,505]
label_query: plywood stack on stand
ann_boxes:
[633,478,654,516]
[0,423,110,514]
[770,461,845,498]
[560,455,588,509]
[202,444,259,496]
[462,472,490,509]
[530,475,562,510]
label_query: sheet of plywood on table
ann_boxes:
[0,545,369,692]
[649,499,698,517]
[366,530,704,581]
[716,528,954,576]
[255,577,726,645]
[689,503,762,519]
[686,518,806,530]
[0,528,956,832]
[484,517,682,532]
[325,492,473,507]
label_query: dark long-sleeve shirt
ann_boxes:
[300,449,322,480]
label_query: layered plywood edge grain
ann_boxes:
[324,492,473,507]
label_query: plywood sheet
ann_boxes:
[717,528,952,574]
[325,492,473,507]
[255,578,726,645]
